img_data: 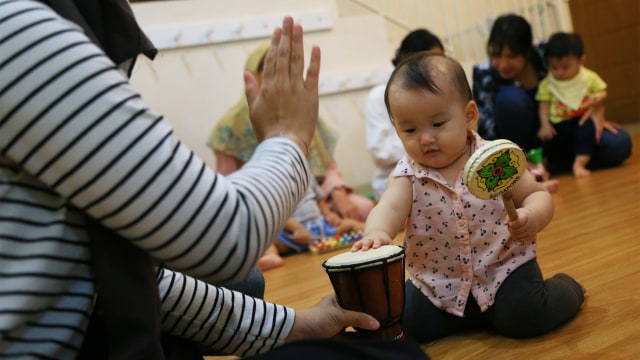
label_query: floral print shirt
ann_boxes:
[393,132,537,317]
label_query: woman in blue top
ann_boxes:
[473,14,631,179]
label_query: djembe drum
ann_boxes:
[322,245,405,340]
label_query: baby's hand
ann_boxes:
[537,124,556,141]
[505,208,538,242]
[291,228,313,244]
[324,211,342,227]
[350,230,392,251]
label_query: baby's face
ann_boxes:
[389,82,472,170]
[548,55,583,81]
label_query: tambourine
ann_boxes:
[463,139,527,220]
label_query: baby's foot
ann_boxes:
[258,254,284,271]
[573,165,591,179]
[543,179,560,194]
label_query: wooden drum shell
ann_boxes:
[323,245,405,339]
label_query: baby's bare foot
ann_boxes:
[573,165,591,179]
[543,179,560,193]
[258,254,284,271]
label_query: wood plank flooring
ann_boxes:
[210,124,640,359]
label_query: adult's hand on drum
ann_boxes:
[286,295,379,343]
[350,230,393,251]
[244,16,321,157]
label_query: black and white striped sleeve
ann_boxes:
[157,267,295,357]
[0,0,311,284]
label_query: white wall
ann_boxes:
[129,0,572,190]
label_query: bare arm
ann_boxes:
[537,100,555,141]
[351,174,413,250]
[588,89,607,106]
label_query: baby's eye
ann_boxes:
[404,128,416,134]
[433,122,445,128]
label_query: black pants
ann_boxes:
[402,259,584,343]
[543,116,596,173]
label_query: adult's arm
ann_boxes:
[0,0,310,284]
[159,266,379,357]
[158,267,295,357]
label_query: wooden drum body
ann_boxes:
[322,245,405,340]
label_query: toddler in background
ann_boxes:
[536,32,608,178]
[366,28,444,200]
[259,178,364,270]
[352,53,584,342]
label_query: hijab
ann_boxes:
[208,43,338,179]
[38,0,157,75]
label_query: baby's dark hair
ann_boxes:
[545,32,584,60]
[392,29,444,67]
[384,54,472,117]
[487,14,533,57]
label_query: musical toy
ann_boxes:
[463,139,527,220]
[322,245,406,340]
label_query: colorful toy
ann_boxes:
[309,231,364,254]
[527,147,545,182]
[463,139,527,220]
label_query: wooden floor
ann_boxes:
[213,124,640,360]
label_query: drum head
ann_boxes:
[463,139,526,200]
[323,245,405,272]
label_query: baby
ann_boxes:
[536,32,608,178]
[352,54,584,342]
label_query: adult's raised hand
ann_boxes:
[244,16,321,157]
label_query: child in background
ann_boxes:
[352,54,584,342]
[209,43,371,270]
[536,32,608,178]
[366,28,444,200]
[259,178,364,270]
[210,43,374,221]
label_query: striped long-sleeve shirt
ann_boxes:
[0,0,309,357]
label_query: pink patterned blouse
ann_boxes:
[393,132,537,317]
